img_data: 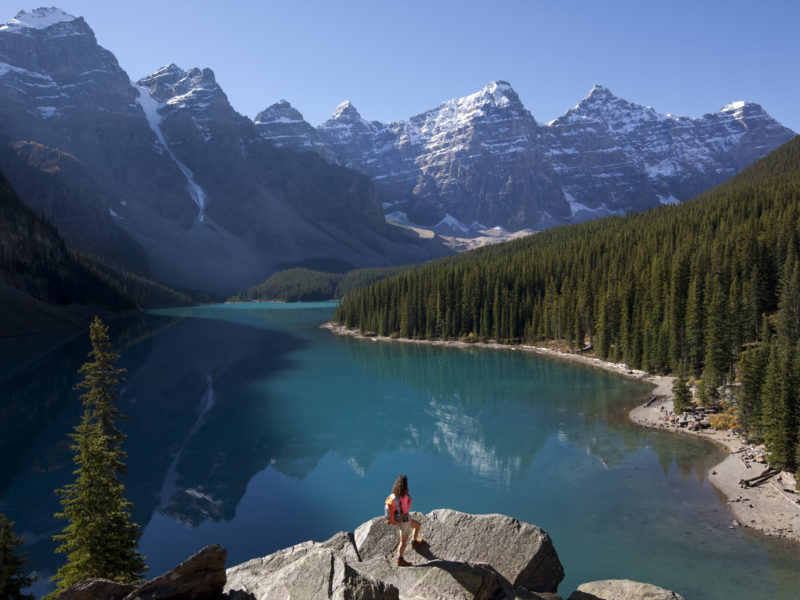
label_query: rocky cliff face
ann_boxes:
[0,8,447,294]
[256,81,796,232]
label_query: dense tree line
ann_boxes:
[1,166,193,317]
[0,170,131,311]
[232,265,408,302]
[335,136,800,475]
[71,251,194,309]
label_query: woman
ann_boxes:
[391,474,423,566]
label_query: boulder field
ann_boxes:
[53,510,685,600]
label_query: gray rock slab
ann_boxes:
[356,556,504,600]
[123,544,226,600]
[52,578,137,600]
[355,509,564,594]
[225,546,396,600]
[568,579,686,600]
[225,531,360,595]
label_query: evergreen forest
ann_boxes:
[0,167,193,336]
[334,136,800,475]
[232,265,408,302]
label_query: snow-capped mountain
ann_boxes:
[542,84,795,220]
[0,8,446,292]
[256,82,796,230]
[254,100,324,153]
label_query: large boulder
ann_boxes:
[568,579,686,600]
[52,578,137,600]
[225,509,565,600]
[224,532,396,600]
[123,544,227,600]
[355,510,564,594]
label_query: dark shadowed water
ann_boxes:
[1,303,798,599]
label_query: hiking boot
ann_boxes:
[412,538,425,549]
[396,556,411,567]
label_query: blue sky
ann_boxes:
[10,0,799,131]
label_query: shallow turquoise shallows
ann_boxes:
[1,303,798,599]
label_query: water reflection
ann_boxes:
[0,312,306,579]
[341,337,720,487]
[1,305,797,600]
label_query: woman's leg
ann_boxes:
[398,529,409,558]
[410,518,422,543]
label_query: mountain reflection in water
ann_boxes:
[1,303,797,600]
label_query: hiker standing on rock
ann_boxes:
[385,474,424,566]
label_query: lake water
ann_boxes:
[1,303,798,599]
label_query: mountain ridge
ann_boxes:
[0,8,450,294]
[257,80,796,231]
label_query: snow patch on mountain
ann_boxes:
[0,60,52,80]
[1,7,77,32]
[135,83,207,221]
[436,214,470,233]
[565,191,626,219]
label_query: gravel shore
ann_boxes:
[324,323,800,541]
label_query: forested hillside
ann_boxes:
[233,266,408,302]
[334,136,800,473]
[0,168,190,336]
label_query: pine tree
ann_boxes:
[0,513,36,600]
[50,317,146,595]
[672,371,691,415]
[737,341,768,440]
[760,342,796,470]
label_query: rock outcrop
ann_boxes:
[568,579,686,600]
[54,545,227,600]
[51,578,137,600]
[227,509,564,600]
[123,544,227,600]
[51,511,687,600]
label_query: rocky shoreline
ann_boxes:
[323,323,800,542]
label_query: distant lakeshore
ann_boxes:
[323,322,800,542]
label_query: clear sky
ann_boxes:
[8,0,799,132]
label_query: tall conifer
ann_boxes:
[672,371,691,415]
[50,318,146,594]
[0,513,35,600]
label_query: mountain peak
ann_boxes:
[720,100,764,115]
[1,7,78,32]
[719,100,775,128]
[138,64,223,109]
[330,100,362,121]
[470,80,521,108]
[152,63,186,79]
[254,100,306,125]
[139,64,216,87]
[584,84,617,102]
[483,80,515,95]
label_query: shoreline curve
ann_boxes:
[323,322,800,542]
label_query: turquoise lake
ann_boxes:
[1,302,798,599]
